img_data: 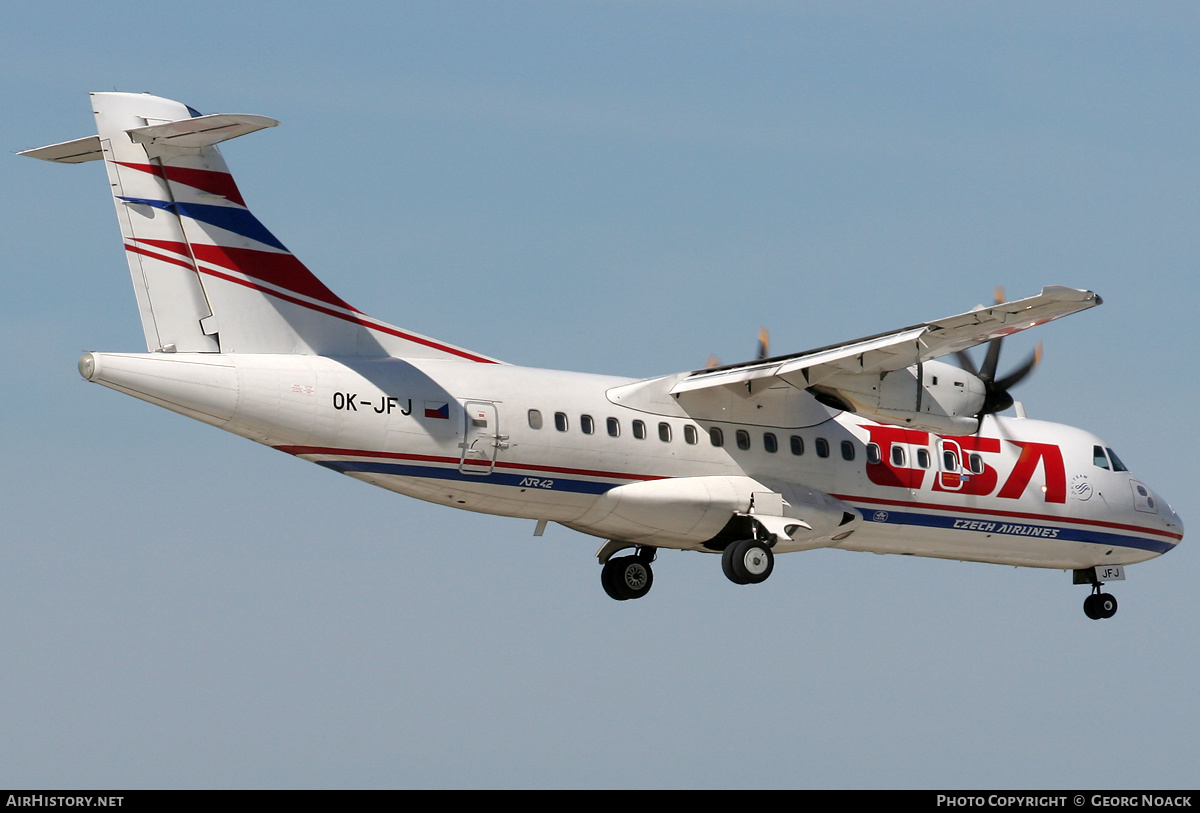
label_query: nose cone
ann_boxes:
[1150,487,1184,555]
[1165,503,1184,541]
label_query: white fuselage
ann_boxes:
[81,351,1183,570]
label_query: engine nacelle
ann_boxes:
[808,358,985,435]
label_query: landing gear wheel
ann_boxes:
[601,556,653,601]
[1083,591,1118,620]
[722,542,748,585]
[722,538,775,585]
[601,558,628,601]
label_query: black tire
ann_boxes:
[601,558,629,601]
[1083,593,1102,620]
[1097,592,1118,619]
[604,556,653,600]
[724,538,774,585]
[722,542,748,585]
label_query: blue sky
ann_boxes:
[3,2,1198,788]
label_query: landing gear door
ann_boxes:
[459,400,504,475]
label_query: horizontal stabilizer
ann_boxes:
[126,114,278,149]
[20,114,276,163]
[19,135,103,163]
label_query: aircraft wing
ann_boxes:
[670,285,1100,396]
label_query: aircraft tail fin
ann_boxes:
[21,92,497,362]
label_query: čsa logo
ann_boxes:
[861,424,1066,503]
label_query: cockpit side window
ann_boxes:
[1093,445,1110,470]
[1106,447,1129,472]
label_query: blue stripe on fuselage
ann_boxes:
[317,458,1174,555]
[859,506,1175,555]
[318,459,619,495]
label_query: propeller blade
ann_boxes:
[707,326,769,369]
[954,350,980,378]
[980,337,1003,382]
[994,342,1042,393]
[955,288,1043,417]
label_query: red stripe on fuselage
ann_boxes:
[275,449,1177,541]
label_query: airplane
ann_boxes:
[21,92,1183,619]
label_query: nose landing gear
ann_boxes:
[1075,566,1122,620]
[1083,590,1118,620]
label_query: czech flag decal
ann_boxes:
[424,401,450,420]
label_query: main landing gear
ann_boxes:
[722,537,775,585]
[600,546,656,601]
[596,535,779,601]
[1075,566,1119,620]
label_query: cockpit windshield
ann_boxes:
[1093,445,1131,472]
[1106,447,1129,472]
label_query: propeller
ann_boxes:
[954,287,1043,417]
[706,327,770,369]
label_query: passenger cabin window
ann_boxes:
[580,414,595,435]
[841,440,855,461]
[528,409,543,430]
[632,420,646,440]
[790,435,804,456]
[866,443,882,464]
[916,448,931,469]
[969,453,984,474]
[815,438,829,458]
[891,445,906,467]
[658,422,671,442]
[736,430,751,450]
[710,427,724,447]
[607,417,620,437]
[684,425,698,445]
[942,449,959,471]
[763,433,778,454]
[554,412,569,432]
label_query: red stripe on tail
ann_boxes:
[114,161,247,206]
